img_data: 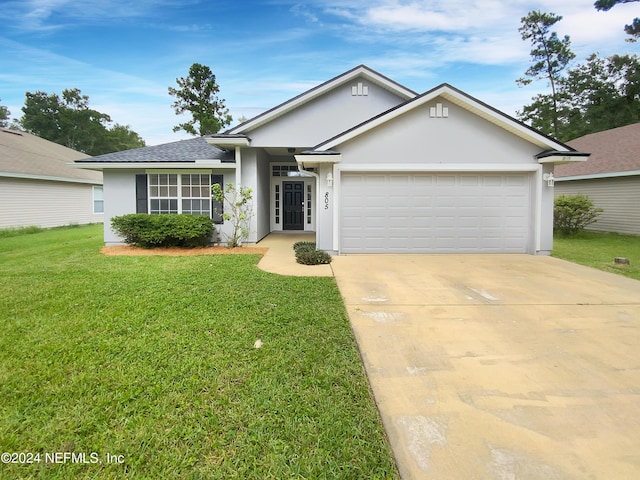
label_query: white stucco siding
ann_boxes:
[0,177,102,229]
[335,100,541,165]
[554,176,640,235]
[102,169,237,245]
[103,170,139,244]
[240,149,270,242]
[247,81,406,147]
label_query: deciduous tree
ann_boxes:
[168,63,232,136]
[19,88,145,154]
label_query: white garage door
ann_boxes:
[340,172,532,253]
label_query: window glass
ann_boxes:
[148,174,211,216]
[93,186,104,214]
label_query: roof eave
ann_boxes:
[204,135,251,148]
[0,171,102,184]
[535,151,591,164]
[294,151,342,164]
[72,160,236,170]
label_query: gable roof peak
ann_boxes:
[313,81,576,153]
[227,65,417,135]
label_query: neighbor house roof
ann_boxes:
[0,129,101,184]
[556,123,640,179]
[74,136,234,170]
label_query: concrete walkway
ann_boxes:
[256,232,333,277]
[331,254,640,480]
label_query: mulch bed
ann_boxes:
[101,245,268,256]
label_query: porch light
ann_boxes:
[543,172,555,187]
[326,172,333,187]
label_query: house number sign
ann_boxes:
[324,192,330,210]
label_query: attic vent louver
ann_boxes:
[351,82,369,96]
[430,103,449,118]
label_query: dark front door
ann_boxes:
[283,181,304,230]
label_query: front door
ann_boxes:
[283,181,304,230]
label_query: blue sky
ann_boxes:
[1,0,639,146]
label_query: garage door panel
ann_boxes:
[341,172,531,253]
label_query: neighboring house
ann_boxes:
[76,65,588,254]
[0,129,103,229]
[555,123,640,235]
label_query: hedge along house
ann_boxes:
[75,65,588,253]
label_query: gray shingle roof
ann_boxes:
[78,136,233,163]
[556,123,640,177]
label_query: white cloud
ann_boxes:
[311,0,639,64]
[1,0,195,32]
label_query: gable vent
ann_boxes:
[351,82,369,96]
[430,103,449,118]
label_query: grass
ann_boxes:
[552,230,640,281]
[0,225,45,238]
[0,225,398,479]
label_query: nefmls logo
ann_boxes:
[45,452,100,464]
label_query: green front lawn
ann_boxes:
[0,225,398,479]
[552,231,640,281]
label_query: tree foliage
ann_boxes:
[19,88,145,155]
[168,63,232,136]
[517,11,576,138]
[518,53,640,140]
[595,0,640,40]
[0,99,10,127]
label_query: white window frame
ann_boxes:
[92,186,104,214]
[148,173,212,217]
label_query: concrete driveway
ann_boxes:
[331,254,640,480]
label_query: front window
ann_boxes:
[148,174,210,216]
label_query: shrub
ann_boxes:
[292,241,332,265]
[554,194,603,235]
[110,213,214,248]
[292,241,316,252]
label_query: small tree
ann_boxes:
[554,194,603,235]
[168,63,232,136]
[212,183,253,247]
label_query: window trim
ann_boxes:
[147,173,214,217]
[92,186,104,214]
